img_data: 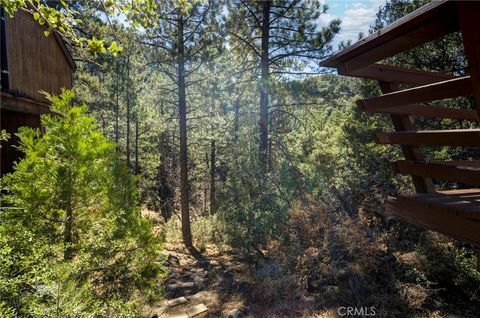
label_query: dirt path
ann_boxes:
[143,244,250,318]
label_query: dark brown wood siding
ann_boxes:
[4,9,73,103]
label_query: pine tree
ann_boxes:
[227,0,340,170]
[142,0,222,251]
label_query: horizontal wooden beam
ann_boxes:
[375,129,480,146]
[340,64,454,85]
[429,160,480,168]
[358,76,473,111]
[414,189,480,217]
[386,193,480,246]
[362,103,478,121]
[321,1,458,72]
[323,1,459,72]
[392,160,480,185]
[1,92,51,115]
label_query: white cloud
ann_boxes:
[318,12,338,26]
[331,0,386,46]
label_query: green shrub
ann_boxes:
[0,90,165,317]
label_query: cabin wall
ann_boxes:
[0,109,41,175]
[0,9,74,176]
[4,9,73,103]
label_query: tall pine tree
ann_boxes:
[142,0,222,250]
[227,0,340,171]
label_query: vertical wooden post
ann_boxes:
[457,2,480,120]
[378,81,435,193]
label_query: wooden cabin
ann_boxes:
[0,7,76,176]
[320,0,480,246]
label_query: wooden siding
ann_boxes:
[4,9,73,103]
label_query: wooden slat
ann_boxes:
[379,81,435,193]
[361,103,478,121]
[429,160,480,168]
[1,92,51,115]
[392,160,480,185]
[358,76,473,111]
[386,192,480,246]
[457,2,480,120]
[375,129,480,147]
[321,1,457,72]
[389,189,480,220]
[339,64,454,85]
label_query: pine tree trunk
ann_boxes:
[158,134,173,221]
[210,139,216,215]
[63,207,73,260]
[178,13,194,250]
[209,86,216,215]
[232,99,241,209]
[115,61,120,144]
[61,173,74,260]
[135,116,139,174]
[159,134,173,221]
[259,0,271,171]
[233,99,240,143]
[126,55,131,168]
[158,102,174,221]
[204,152,209,215]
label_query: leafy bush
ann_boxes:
[0,90,165,317]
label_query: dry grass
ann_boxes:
[247,196,480,317]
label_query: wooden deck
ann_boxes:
[320,0,480,246]
[387,190,480,245]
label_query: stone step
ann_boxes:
[226,308,242,318]
[193,277,205,287]
[186,291,208,301]
[186,303,208,317]
[167,296,188,307]
[164,312,188,318]
[163,303,208,318]
[166,281,195,291]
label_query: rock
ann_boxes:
[186,303,208,317]
[186,291,208,301]
[193,277,205,287]
[167,281,194,291]
[164,253,180,266]
[194,259,209,267]
[227,308,242,318]
[167,296,188,307]
[178,281,195,288]
[166,312,189,318]
[157,299,169,308]
[191,267,203,273]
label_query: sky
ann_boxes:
[319,0,387,48]
[108,0,387,53]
